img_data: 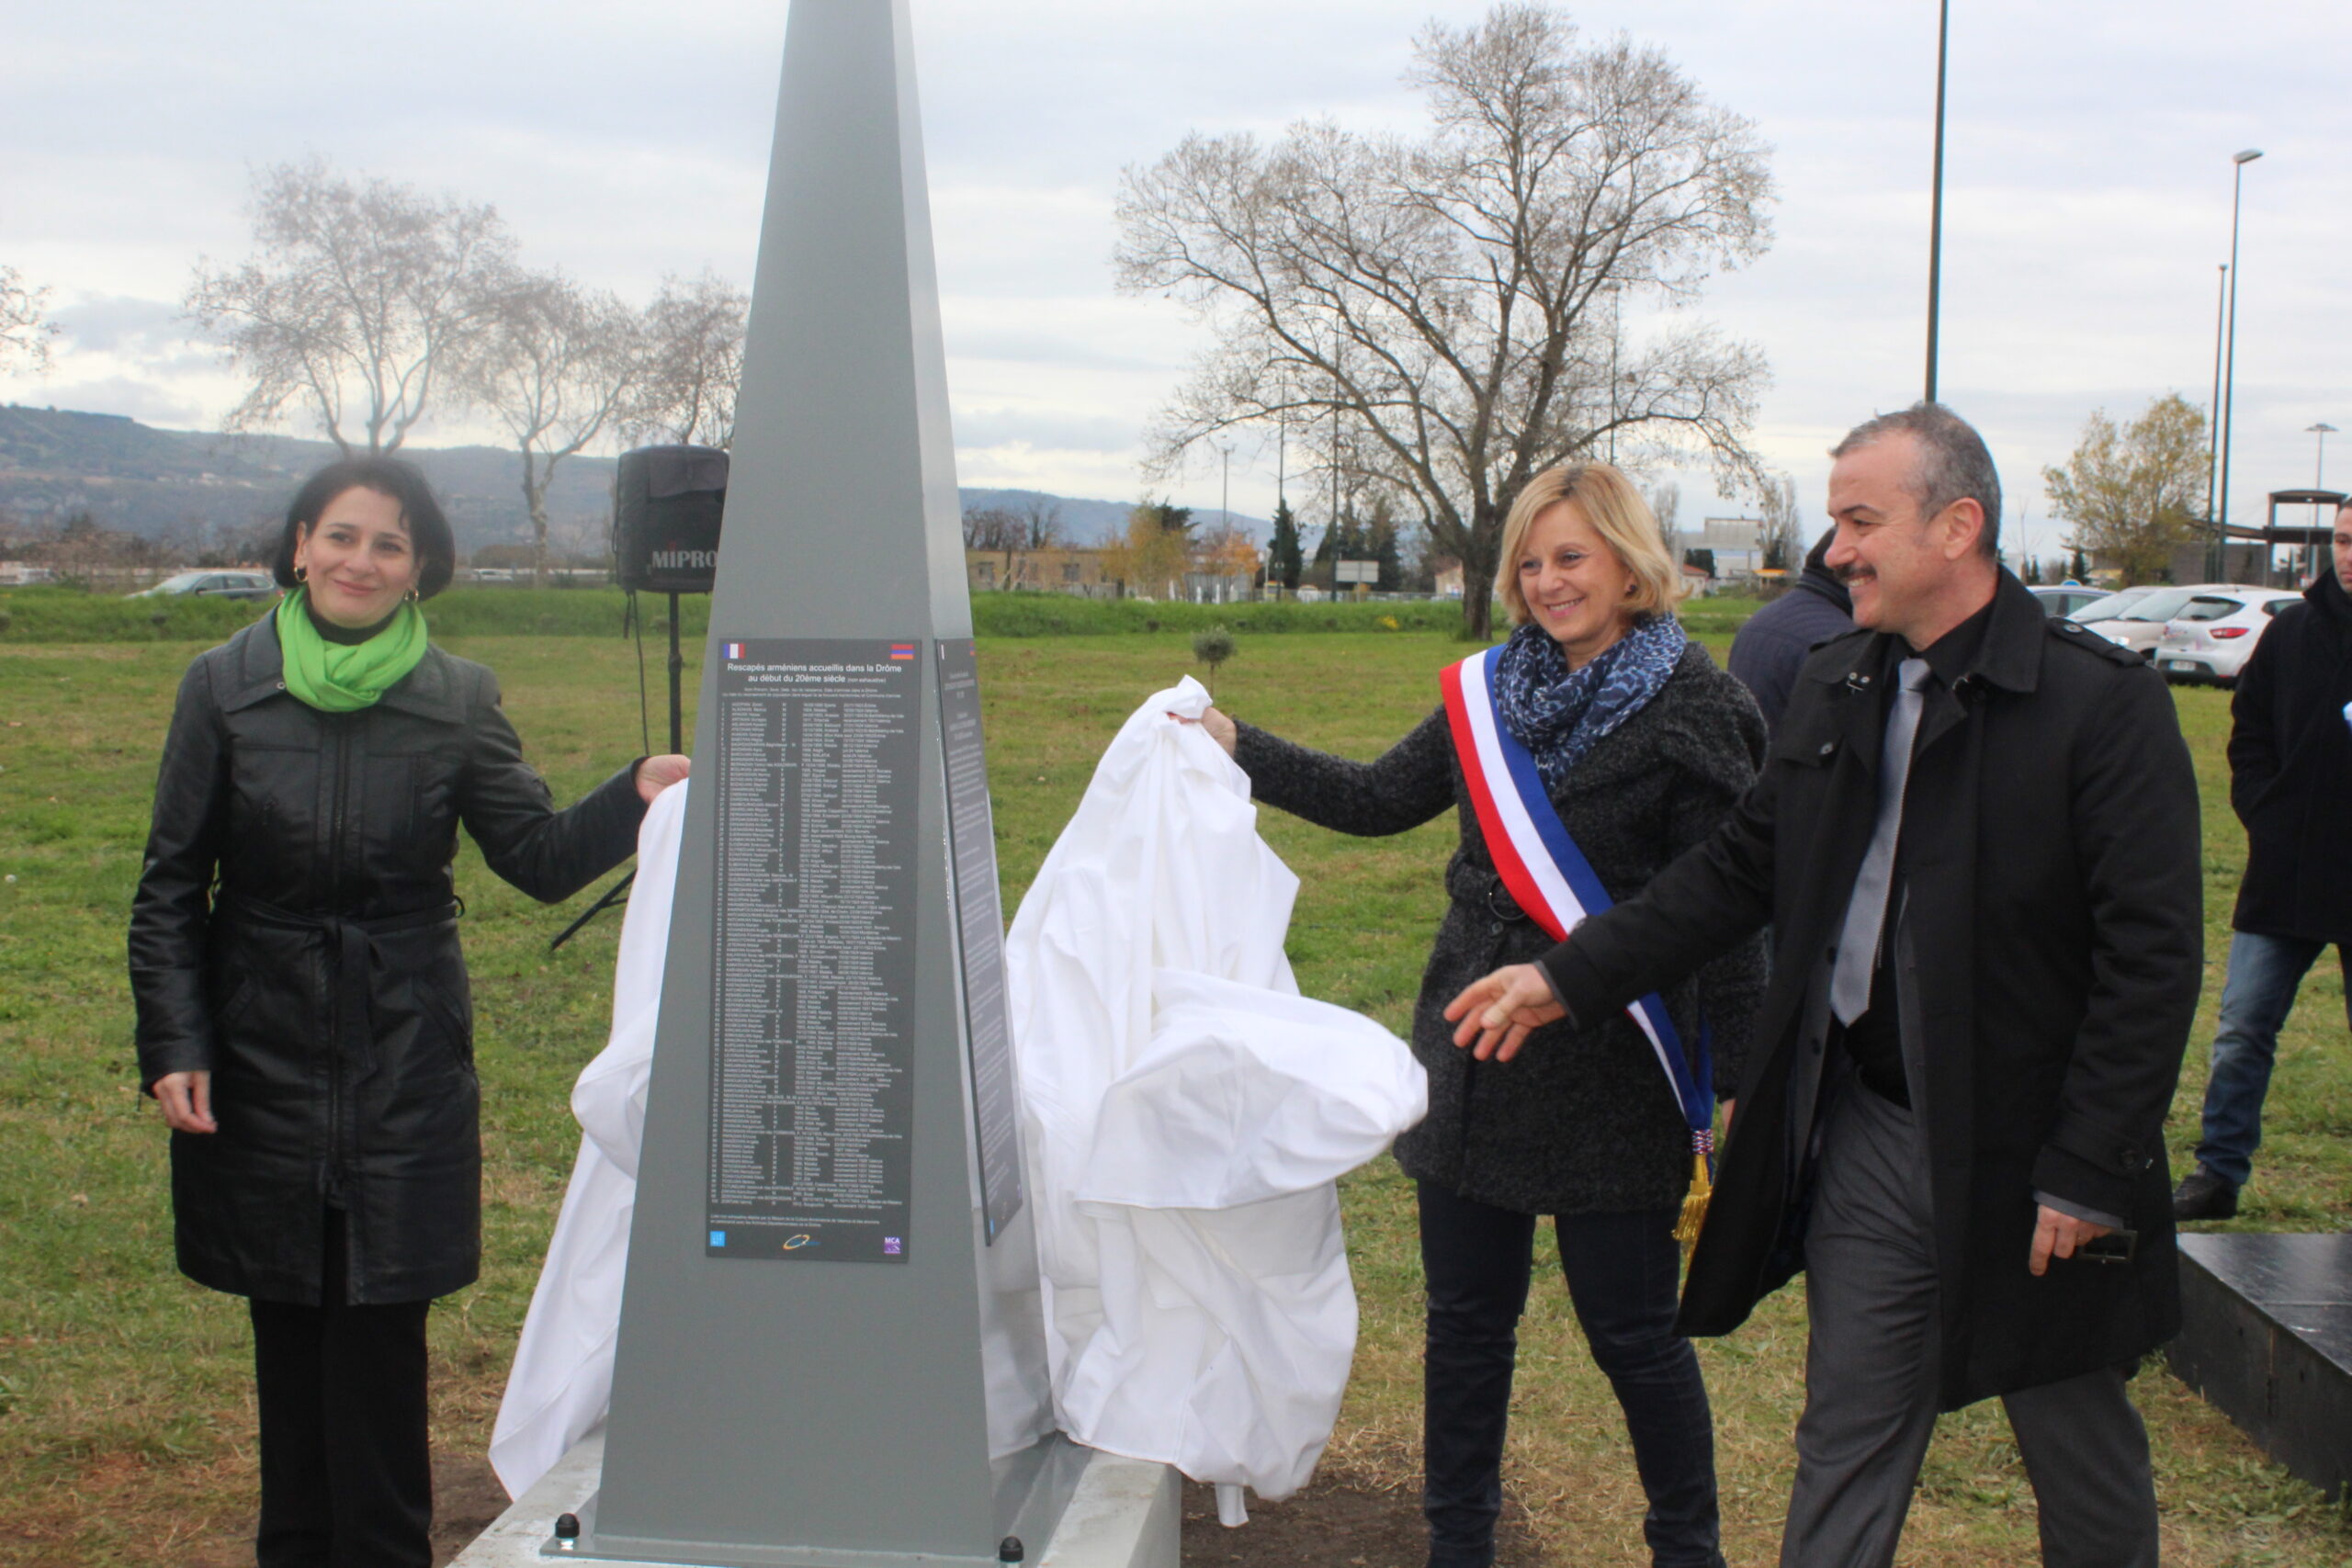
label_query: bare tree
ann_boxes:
[1758,473,1802,572]
[629,268,749,448]
[1116,4,1774,635]
[1016,496,1064,550]
[1,265,59,372]
[1644,479,1682,554]
[962,505,1022,551]
[462,271,642,584]
[186,158,514,456]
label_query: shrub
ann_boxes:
[1191,626,1237,692]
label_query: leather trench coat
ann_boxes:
[129,617,646,1304]
[1543,574,2204,1409]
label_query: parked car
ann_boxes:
[2076,584,2225,657]
[128,570,277,602]
[2153,589,2303,686]
[2063,586,2160,626]
[2026,584,2109,618]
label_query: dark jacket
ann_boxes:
[1728,533,1854,739]
[1541,573,2202,1408]
[1235,641,1768,1216]
[129,617,647,1304]
[2229,570,2352,943]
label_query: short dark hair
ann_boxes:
[271,457,457,598]
[1829,401,2003,559]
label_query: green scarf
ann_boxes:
[274,588,429,712]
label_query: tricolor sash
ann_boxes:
[1441,645,1718,1247]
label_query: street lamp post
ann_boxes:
[2214,148,2264,579]
[2308,423,2338,582]
[1925,0,1951,403]
[1219,443,1230,535]
[2204,264,2226,533]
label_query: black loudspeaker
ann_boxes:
[614,445,729,593]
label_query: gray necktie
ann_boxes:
[1831,658,1932,1025]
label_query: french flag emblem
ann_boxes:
[724,642,745,660]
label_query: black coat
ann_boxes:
[1543,574,2203,1408]
[1727,540,1855,740]
[2229,570,2352,944]
[1235,642,1768,1216]
[129,618,647,1304]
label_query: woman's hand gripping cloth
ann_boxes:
[488,782,689,1499]
[1005,677,1427,1511]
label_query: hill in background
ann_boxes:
[0,406,1266,558]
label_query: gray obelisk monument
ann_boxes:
[578,1,1080,1562]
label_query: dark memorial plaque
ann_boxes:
[936,638,1023,1242]
[706,638,920,1264]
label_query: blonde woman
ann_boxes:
[1194,463,1763,1568]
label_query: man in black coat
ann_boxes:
[1729,529,1855,738]
[2175,500,2352,1220]
[1447,403,2201,1568]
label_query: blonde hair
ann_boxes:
[1497,462,1683,626]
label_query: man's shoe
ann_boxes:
[2172,1167,2239,1222]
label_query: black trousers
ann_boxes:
[246,1209,434,1568]
[1418,1182,1724,1568]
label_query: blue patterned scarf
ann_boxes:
[1492,615,1689,789]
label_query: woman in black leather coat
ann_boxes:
[128,457,688,1568]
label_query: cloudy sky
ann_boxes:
[3,0,2346,562]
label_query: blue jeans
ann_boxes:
[1417,1183,1723,1568]
[2194,931,2352,1188]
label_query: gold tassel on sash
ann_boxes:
[1672,1134,1715,1256]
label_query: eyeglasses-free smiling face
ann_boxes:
[293,485,420,628]
[1823,431,1985,646]
[1516,500,1639,669]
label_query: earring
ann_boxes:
[405,588,421,604]
[294,564,308,583]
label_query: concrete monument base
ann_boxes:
[448,1434,1180,1568]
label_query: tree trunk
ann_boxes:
[1460,557,1497,639]
[1458,502,1503,640]
[523,454,549,588]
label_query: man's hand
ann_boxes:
[153,1070,216,1134]
[636,754,691,804]
[2029,1204,2114,1276]
[1443,964,1566,1062]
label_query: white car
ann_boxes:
[2077,584,2230,658]
[2026,584,2109,618]
[2063,585,2161,626]
[129,569,277,602]
[2153,589,2303,686]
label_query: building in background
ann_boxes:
[1697,517,1765,580]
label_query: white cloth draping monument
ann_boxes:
[1004,678,1425,1516]
[489,782,687,1499]
[492,679,1425,1517]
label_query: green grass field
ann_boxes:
[1,626,2346,1564]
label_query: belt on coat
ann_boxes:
[220,894,460,1077]
[1443,859,1527,924]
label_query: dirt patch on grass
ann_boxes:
[1182,1474,1553,1568]
[431,1451,514,1565]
